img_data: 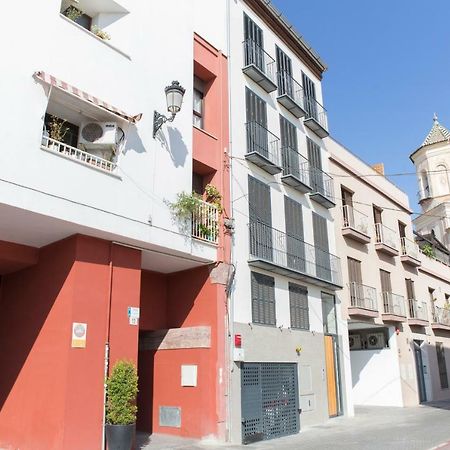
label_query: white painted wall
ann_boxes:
[351,330,403,406]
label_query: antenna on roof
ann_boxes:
[433,112,438,123]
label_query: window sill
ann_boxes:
[59,14,131,61]
[193,125,218,141]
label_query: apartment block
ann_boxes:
[329,137,450,408]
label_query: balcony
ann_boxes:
[280,147,312,193]
[309,167,335,209]
[400,237,421,267]
[417,187,432,203]
[245,122,282,175]
[248,221,342,290]
[432,306,450,332]
[342,205,371,244]
[374,223,399,256]
[348,282,379,318]
[408,300,428,326]
[192,200,219,244]
[242,39,277,93]
[276,71,306,118]
[303,97,329,138]
[41,135,116,173]
[382,292,406,322]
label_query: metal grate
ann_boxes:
[241,363,299,444]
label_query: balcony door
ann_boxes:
[276,46,293,98]
[406,278,415,317]
[244,13,264,71]
[380,269,392,312]
[280,116,299,177]
[307,138,324,194]
[347,257,362,307]
[285,196,305,272]
[248,176,272,261]
[313,213,331,281]
[302,72,317,119]
[246,88,268,158]
[341,187,354,227]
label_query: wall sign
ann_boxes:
[128,307,140,326]
[71,322,87,348]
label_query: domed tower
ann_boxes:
[410,114,450,250]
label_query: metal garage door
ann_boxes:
[241,363,300,444]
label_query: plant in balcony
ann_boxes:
[62,5,83,22]
[47,117,69,149]
[205,184,223,214]
[92,25,111,41]
[422,243,435,258]
[105,360,138,450]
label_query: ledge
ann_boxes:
[348,307,379,318]
[342,227,371,244]
[408,318,429,327]
[400,254,421,268]
[431,323,450,332]
[375,242,399,257]
[382,313,406,323]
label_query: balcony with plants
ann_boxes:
[242,39,277,93]
[381,292,406,322]
[303,96,329,138]
[245,122,282,175]
[280,147,312,193]
[341,205,371,244]
[408,299,428,326]
[432,306,450,332]
[309,167,335,209]
[276,71,306,118]
[247,221,342,290]
[400,236,421,267]
[347,282,379,318]
[374,223,399,257]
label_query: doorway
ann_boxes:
[413,340,427,403]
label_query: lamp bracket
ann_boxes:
[153,110,176,138]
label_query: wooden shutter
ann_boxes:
[289,282,309,330]
[246,88,268,157]
[251,271,276,325]
[398,222,406,239]
[248,176,272,260]
[347,258,362,284]
[405,279,415,300]
[302,72,317,118]
[276,46,293,97]
[243,13,264,71]
[307,137,324,193]
[373,206,382,224]
[280,115,299,176]
[313,212,331,280]
[285,196,305,272]
[436,342,449,389]
[341,187,353,207]
[380,270,392,293]
[244,13,263,46]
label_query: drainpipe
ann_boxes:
[102,243,114,450]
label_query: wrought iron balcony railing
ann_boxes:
[408,299,428,321]
[401,236,420,260]
[192,200,219,244]
[304,96,328,132]
[245,121,282,171]
[382,292,406,317]
[433,306,450,326]
[281,146,310,187]
[375,223,398,250]
[342,205,369,236]
[276,71,305,117]
[349,282,378,311]
[243,39,277,92]
[309,166,334,202]
[248,221,342,286]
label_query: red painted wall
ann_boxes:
[0,236,141,450]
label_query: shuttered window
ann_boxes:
[436,342,449,389]
[348,258,362,307]
[302,72,317,119]
[380,270,392,293]
[307,137,324,194]
[276,46,293,97]
[243,13,264,71]
[313,212,331,281]
[248,176,272,261]
[280,115,299,177]
[246,88,268,157]
[251,271,276,326]
[289,283,309,330]
[285,196,305,272]
[244,13,263,46]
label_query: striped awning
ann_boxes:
[33,71,142,123]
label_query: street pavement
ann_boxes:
[138,401,450,450]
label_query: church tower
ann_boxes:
[410,114,450,250]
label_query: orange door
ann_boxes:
[324,335,338,417]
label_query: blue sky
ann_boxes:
[271,0,450,213]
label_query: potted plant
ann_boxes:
[422,243,435,258]
[62,5,83,22]
[105,360,139,450]
[92,25,111,40]
[47,117,69,150]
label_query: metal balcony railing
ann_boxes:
[375,223,398,250]
[304,96,328,131]
[246,121,281,167]
[281,146,310,186]
[417,187,432,201]
[401,237,420,260]
[41,135,116,173]
[433,306,450,326]
[382,292,406,316]
[191,200,219,244]
[408,299,428,321]
[342,205,369,236]
[243,39,277,85]
[349,282,378,311]
[309,166,334,201]
[277,70,304,107]
[248,221,342,286]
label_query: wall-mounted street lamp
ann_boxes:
[153,81,186,138]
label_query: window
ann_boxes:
[398,222,406,239]
[406,279,416,318]
[192,172,204,195]
[313,212,331,281]
[429,288,436,316]
[341,187,353,207]
[279,115,298,175]
[251,272,276,325]
[243,13,264,70]
[322,292,337,335]
[302,72,317,119]
[373,206,382,225]
[276,46,293,97]
[380,270,392,293]
[289,283,309,330]
[307,137,323,193]
[246,88,268,155]
[348,258,362,305]
[193,76,205,129]
[285,196,305,272]
[436,342,449,389]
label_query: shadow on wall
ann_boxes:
[121,125,146,155]
[167,127,188,168]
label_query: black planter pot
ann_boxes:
[105,423,135,450]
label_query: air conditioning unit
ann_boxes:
[78,122,118,154]
[349,334,362,350]
[367,332,385,349]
